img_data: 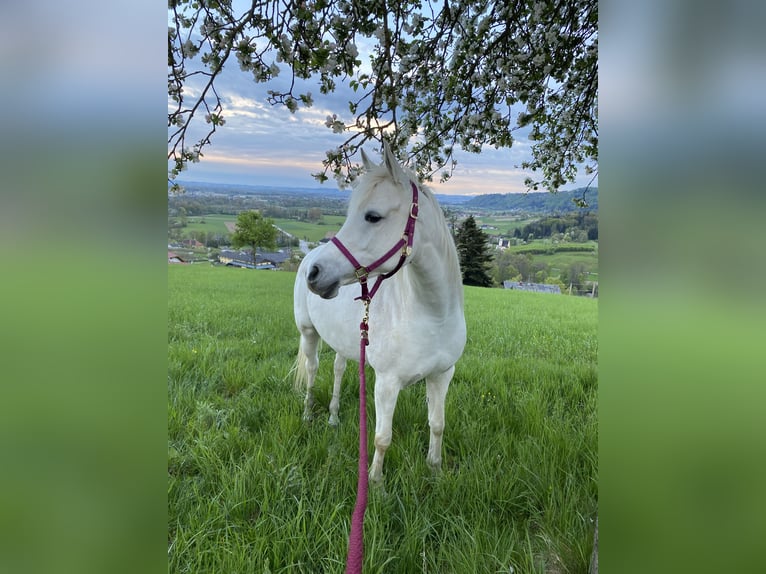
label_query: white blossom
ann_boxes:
[169,0,597,192]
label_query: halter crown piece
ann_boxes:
[330,180,419,574]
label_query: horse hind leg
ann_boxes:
[425,366,454,472]
[296,329,320,421]
[328,352,345,426]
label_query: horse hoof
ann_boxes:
[328,414,340,426]
[369,470,384,486]
[302,411,313,422]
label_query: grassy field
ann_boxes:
[474,215,538,235]
[184,214,236,235]
[182,214,346,243]
[488,239,598,255]
[493,239,599,282]
[168,265,598,573]
[271,216,346,242]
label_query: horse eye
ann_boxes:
[364,212,383,223]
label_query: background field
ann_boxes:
[271,215,346,242]
[183,214,347,243]
[184,214,236,235]
[168,265,598,573]
[473,215,538,235]
[502,240,599,284]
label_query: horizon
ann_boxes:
[172,176,597,197]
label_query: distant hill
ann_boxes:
[172,180,350,199]
[172,179,473,205]
[171,180,593,212]
[463,187,598,213]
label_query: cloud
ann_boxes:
[175,51,597,195]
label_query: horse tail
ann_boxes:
[291,336,322,392]
[292,343,309,392]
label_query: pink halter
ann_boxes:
[330,181,419,305]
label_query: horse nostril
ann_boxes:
[308,264,320,283]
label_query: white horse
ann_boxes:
[293,143,466,483]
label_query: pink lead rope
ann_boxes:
[344,301,370,574]
[334,182,419,574]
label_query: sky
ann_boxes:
[171,10,598,196]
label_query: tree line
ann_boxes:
[464,187,598,212]
[169,193,346,218]
[512,212,598,242]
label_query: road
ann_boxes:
[276,225,312,255]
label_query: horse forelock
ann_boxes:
[350,162,459,289]
[354,162,431,199]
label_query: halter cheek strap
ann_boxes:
[330,180,419,306]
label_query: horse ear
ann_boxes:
[360,148,376,171]
[382,141,403,181]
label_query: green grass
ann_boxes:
[180,214,346,243]
[271,216,346,242]
[492,239,599,282]
[474,215,538,235]
[184,214,237,235]
[169,265,597,573]
[525,248,599,282]
[495,239,598,255]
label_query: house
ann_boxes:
[256,250,291,267]
[503,280,561,294]
[218,249,256,268]
[168,251,188,264]
[181,239,204,248]
[218,249,291,269]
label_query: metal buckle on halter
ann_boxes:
[354,266,369,283]
[401,234,412,257]
[409,202,419,219]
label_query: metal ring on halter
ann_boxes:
[409,202,419,219]
[400,234,412,256]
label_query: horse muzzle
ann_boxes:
[307,263,341,299]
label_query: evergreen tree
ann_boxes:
[455,216,494,287]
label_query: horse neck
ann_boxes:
[399,197,464,315]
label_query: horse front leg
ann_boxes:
[425,366,454,472]
[328,352,345,426]
[369,375,401,484]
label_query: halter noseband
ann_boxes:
[330,180,419,309]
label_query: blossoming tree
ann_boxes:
[168,0,597,191]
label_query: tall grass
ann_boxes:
[168,265,597,573]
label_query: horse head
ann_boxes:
[307,142,421,299]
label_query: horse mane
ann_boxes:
[420,183,463,296]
